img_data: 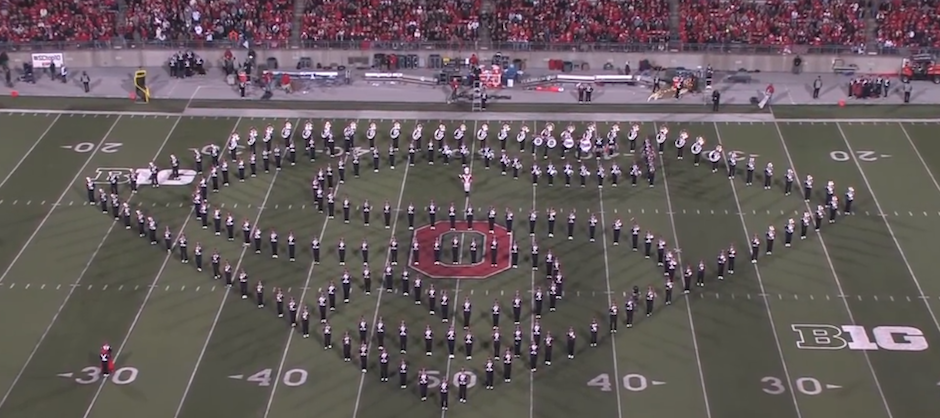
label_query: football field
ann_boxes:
[0,105,938,418]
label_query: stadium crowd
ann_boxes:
[0,0,938,49]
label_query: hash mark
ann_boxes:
[873,295,878,301]
[102,284,107,290]
[24,284,29,290]
[890,296,895,302]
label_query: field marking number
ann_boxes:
[426,370,477,389]
[247,368,308,387]
[75,366,138,385]
[761,376,824,395]
[587,373,653,392]
[73,142,122,154]
[830,150,880,162]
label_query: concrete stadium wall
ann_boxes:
[4,49,903,74]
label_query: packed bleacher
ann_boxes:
[0,0,120,43]
[299,0,482,42]
[489,0,671,44]
[678,0,868,46]
[874,0,940,48]
[121,0,293,43]
[4,0,940,50]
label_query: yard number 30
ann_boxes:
[761,376,824,395]
[74,366,139,385]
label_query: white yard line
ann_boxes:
[259,117,356,418]
[833,122,940,332]
[527,122,538,418]
[897,123,940,194]
[349,122,421,418]
[81,116,191,417]
[595,188,626,418]
[439,119,476,418]
[651,122,709,418]
[0,114,61,191]
[0,115,174,411]
[0,115,122,286]
[171,117,289,418]
[711,123,803,418]
[771,120,894,418]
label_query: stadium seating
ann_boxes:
[678,0,868,46]
[8,0,939,49]
[299,0,483,43]
[0,0,120,43]
[874,0,940,48]
[489,0,671,44]
[122,0,294,43]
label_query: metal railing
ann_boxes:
[0,38,928,56]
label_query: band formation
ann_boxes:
[88,119,855,409]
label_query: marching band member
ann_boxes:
[627,124,639,152]
[764,162,774,189]
[726,151,737,179]
[784,168,795,195]
[675,130,688,159]
[655,126,668,154]
[745,157,756,186]
[845,187,855,214]
[803,174,814,202]
[785,219,795,247]
[691,137,704,166]
[750,235,761,263]
[766,225,776,255]
[498,124,510,150]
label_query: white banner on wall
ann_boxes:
[31,53,65,68]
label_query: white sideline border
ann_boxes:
[7,107,940,124]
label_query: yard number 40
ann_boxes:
[246,368,309,387]
[830,150,881,162]
[587,373,653,392]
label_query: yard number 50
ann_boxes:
[830,151,879,162]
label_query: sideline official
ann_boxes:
[81,71,91,93]
[812,76,822,99]
[711,90,720,111]
[903,80,912,103]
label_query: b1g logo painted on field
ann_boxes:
[792,324,928,352]
[410,221,511,279]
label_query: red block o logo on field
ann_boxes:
[411,221,511,279]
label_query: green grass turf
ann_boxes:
[0,112,937,418]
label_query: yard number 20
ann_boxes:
[830,151,879,162]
